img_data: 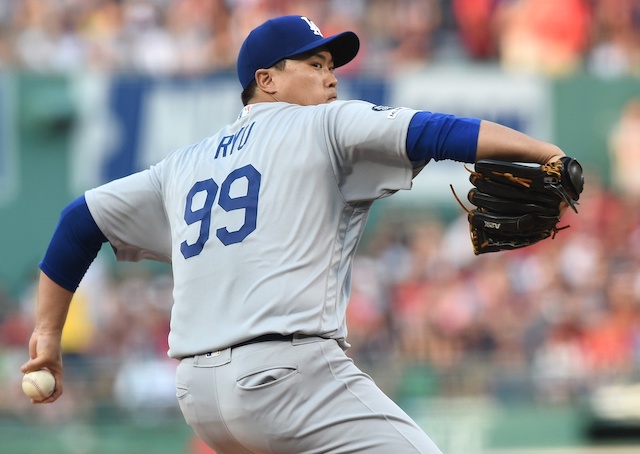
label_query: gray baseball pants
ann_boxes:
[176,335,443,453]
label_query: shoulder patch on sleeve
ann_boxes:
[372,105,408,119]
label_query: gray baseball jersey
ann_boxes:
[85,100,419,359]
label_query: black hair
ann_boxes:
[239,58,294,106]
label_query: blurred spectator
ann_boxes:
[582,260,640,380]
[587,0,640,78]
[609,98,640,198]
[363,0,441,74]
[165,0,235,74]
[13,0,87,72]
[387,0,441,69]
[495,0,592,76]
[531,319,588,403]
[122,0,179,75]
[452,0,503,60]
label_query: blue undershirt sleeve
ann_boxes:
[39,195,108,292]
[406,111,481,166]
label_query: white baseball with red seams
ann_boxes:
[22,369,56,401]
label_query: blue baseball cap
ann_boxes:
[237,15,360,90]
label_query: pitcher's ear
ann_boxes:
[255,68,276,94]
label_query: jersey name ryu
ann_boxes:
[215,121,256,159]
[180,121,259,259]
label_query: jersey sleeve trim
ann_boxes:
[39,195,108,292]
[406,111,480,164]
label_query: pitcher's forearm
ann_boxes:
[476,120,564,164]
[34,271,74,336]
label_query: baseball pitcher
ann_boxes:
[21,15,580,453]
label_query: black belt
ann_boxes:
[231,333,294,350]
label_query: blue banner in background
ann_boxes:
[103,75,148,184]
[70,73,248,193]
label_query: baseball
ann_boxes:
[22,369,56,401]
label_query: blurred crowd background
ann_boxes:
[1,0,640,451]
[0,0,639,78]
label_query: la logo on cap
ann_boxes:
[301,16,323,37]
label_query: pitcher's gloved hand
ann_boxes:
[458,156,584,255]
